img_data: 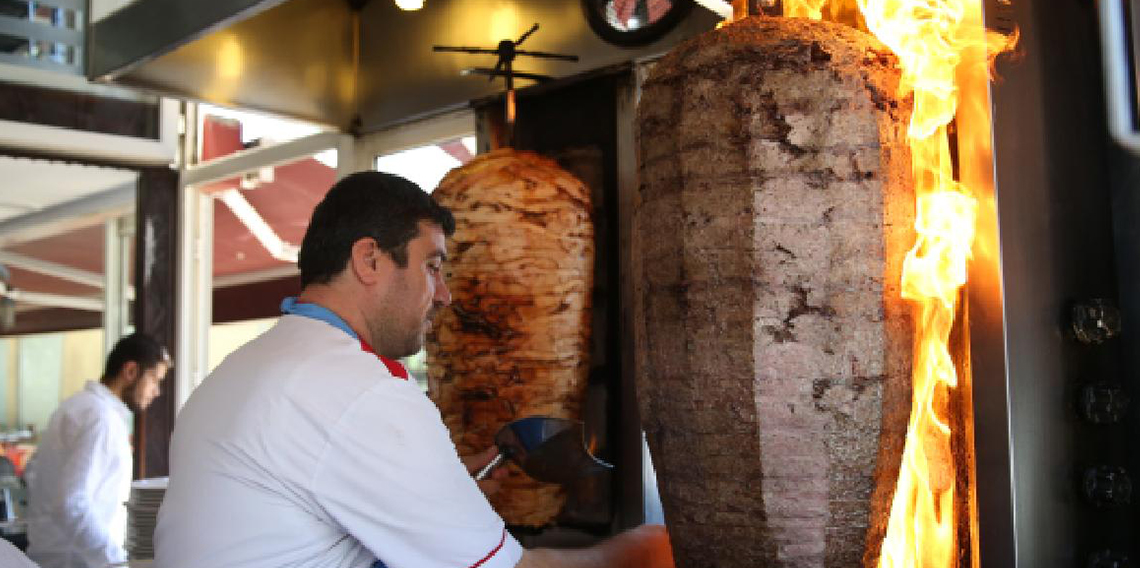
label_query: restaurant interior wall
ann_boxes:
[0,330,102,431]
[206,318,276,374]
[0,329,103,476]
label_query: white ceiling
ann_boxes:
[0,156,137,223]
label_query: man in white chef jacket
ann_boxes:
[0,538,38,568]
[25,332,171,568]
[156,172,673,568]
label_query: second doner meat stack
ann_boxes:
[427,148,595,527]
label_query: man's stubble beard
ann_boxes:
[366,318,425,360]
[369,289,428,360]
[121,381,143,413]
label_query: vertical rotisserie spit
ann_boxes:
[634,16,914,567]
[428,148,595,527]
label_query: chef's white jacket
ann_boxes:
[26,380,132,568]
[155,314,523,568]
[0,537,38,568]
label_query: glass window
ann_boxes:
[374,135,476,193]
[197,104,335,167]
[0,0,83,65]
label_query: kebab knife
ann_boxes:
[473,416,612,484]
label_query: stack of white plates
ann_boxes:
[125,477,167,560]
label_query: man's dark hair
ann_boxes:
[102,332,171,382]
[298,171,455,288]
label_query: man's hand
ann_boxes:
[517,524,675,568]
[597,525,675,568]
[461,446,508,497]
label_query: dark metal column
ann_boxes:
[133,166,179,479]
[974,0,1125,565]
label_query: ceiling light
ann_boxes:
[395,0,424,10]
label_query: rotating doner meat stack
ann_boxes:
[428,149,595,527]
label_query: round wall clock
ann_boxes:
[582,0,695,47]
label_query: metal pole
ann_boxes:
[103,216,123,354]
[505,60,516,147]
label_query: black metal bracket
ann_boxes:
[434,23,578,146]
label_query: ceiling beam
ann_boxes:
[0,182,135,247]
[213,264,297,288]
[0,250,137,300]
[183,131,348,189]
[0,119,176,168]
[0,251,104,289]
[3,289,103,312]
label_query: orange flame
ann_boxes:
[783,0,828,19]
[776,0,1016,567]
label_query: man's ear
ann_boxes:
[120,360,140,386]
[349,237,383,285]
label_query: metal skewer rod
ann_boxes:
[513,50,580,61]
[432,46,500,54]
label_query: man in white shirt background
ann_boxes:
[156,172,673,568]
[25,333,171,568]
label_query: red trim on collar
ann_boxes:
[358,337,409,381]
[469,529,508,568]
[290,300,409,381]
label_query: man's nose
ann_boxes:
[434,274,451,306]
